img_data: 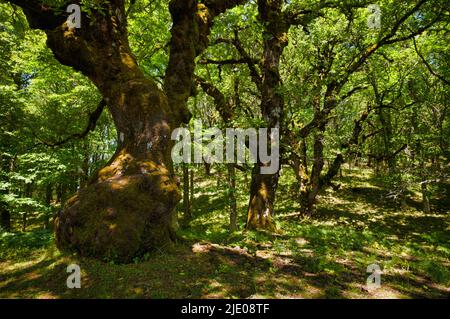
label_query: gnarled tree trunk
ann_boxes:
[227,164,238,232]
[55,52,180,261]
[246,0,287,231]
[11,0,244,262]
[247,165,279,231]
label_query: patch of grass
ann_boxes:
[0,230,54,261]
[417,260,450,285]
[0,167,449,299]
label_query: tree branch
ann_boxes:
[214,31,263,90]
[195,75,233,122]
[337,0,437,90]
[413,36,450,86]
[6,0,68,30]
[34,99,107,148]
[198,58,258,66]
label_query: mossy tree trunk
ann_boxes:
[246,0,288,231]
[189,169,194,205]
[421,181,431,213]
[10,0,245,262]
[227,164,237,232]
[182,163,191,225]
[297,94,368,216]
[44,184,52,230]
[300,130,325,216]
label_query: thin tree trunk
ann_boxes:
[22,183,33,232]
[227,164,237,231]
[22,213,27,232]
[56,183,66,206]
[44,184,52,230]
[182,163,191,224]
[189,169,194,205]
[300,132,325,216]
[0,208,11,232]
[421,181,431,213]
[300,138,308,175]
[420,160,431,213]
[204,161,211,176]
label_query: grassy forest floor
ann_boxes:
[0,167,449,299]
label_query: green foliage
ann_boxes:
[2,167,448,298]
[0,229,54,261]
[0,3,116,231]
[0,0,448,299]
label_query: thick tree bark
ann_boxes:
[189,169,194,206]
[227,163,238,231]
[19,0,174,256]
[22,183,33,232]
[182,163,191,224]
[10,0,244,262]
[247,165,279,231]
[300,131,324,216]
[246,0,287,231]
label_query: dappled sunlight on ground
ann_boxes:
[0,167,449,298]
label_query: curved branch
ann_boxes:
[195,75,233,122]
[413,37,450,86]
[34,99,107,148]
